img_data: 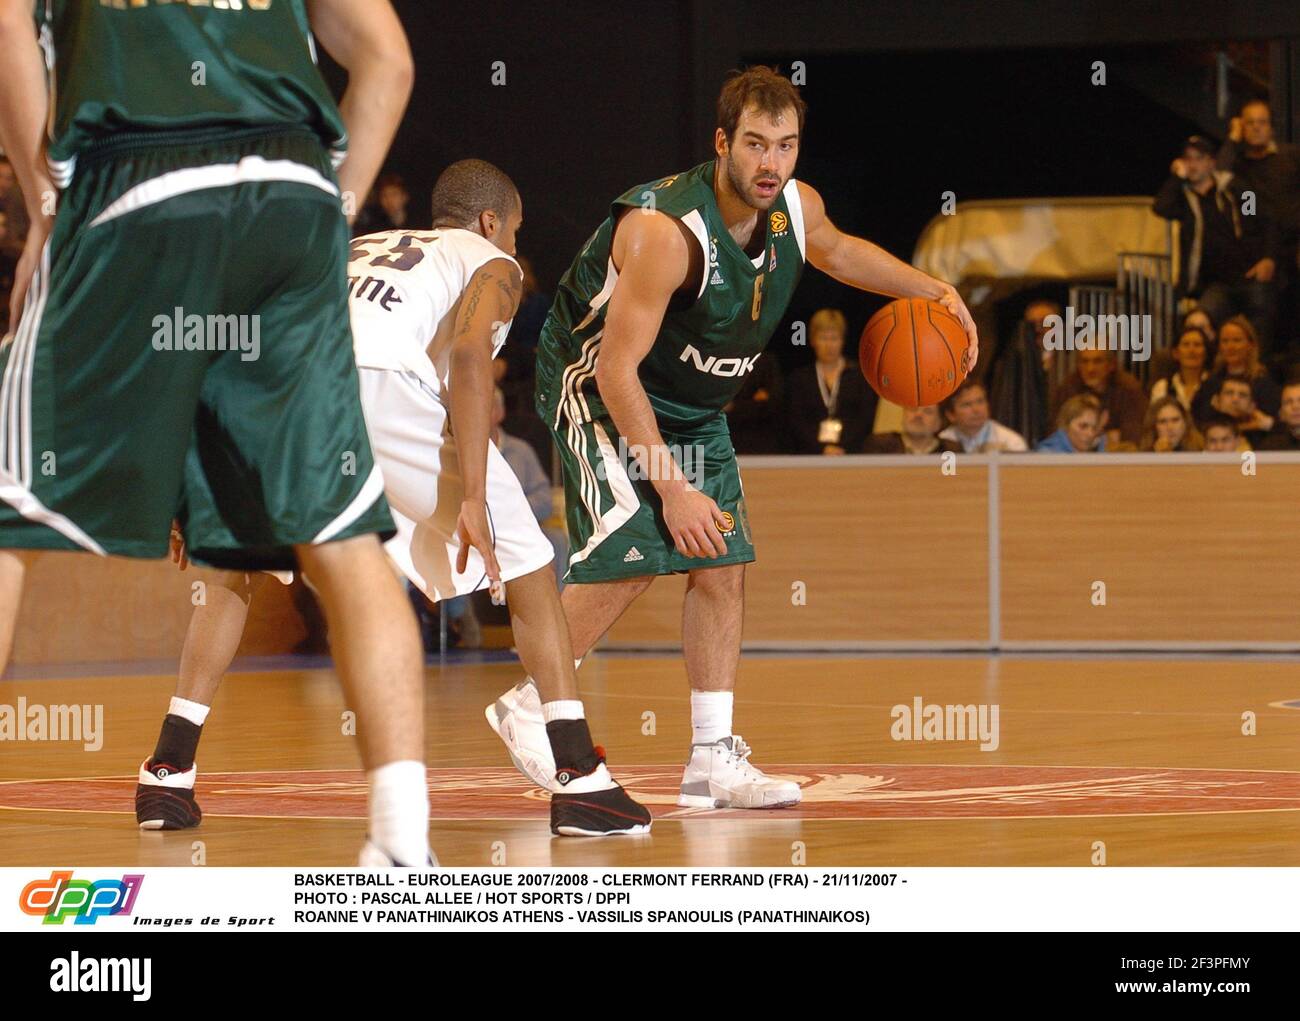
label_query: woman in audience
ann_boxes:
[787,307,877,455]
[1036,394,1105,452]
[1149,326,1211,411]
[1139,396,1204,451]
[1191,315,1281,423]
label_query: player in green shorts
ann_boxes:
[0,0,432,865]
[488,67,979,809]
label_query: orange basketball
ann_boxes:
[858,297,971,406]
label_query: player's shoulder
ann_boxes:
[612,206,694,270]
[616,161,713,215]
[792,179,823,216]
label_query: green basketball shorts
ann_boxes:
[537,375,754,583]
[0,126,393,573]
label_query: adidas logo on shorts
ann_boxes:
[623,547,644,563]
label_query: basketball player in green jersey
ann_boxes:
[488,68,978,809]
[0,0,435,865]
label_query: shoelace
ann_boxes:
[725,735,767,781]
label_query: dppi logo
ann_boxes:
[19,871,144,925]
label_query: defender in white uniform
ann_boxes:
[135,162,651,841]
[349,225,554,598]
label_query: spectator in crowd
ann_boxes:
[724,352,785,453]
[1154,135,1278,355]
[1218,99,1300,346]
[1201,412,1244,452]
[1258,380,1300,450]
[1140,396,1204,451]
[939,378,1027,452]
[1182,307,1216,339]
[1036,393,1105,452]
[1024,299,1063,374]
[1191,315,1281,423]
[1149,325,1211,411]
[353,171,413,235]
[1050,347,1146,447]
[1208,376,1273,448]
[985,300,1055,447]
[787,308,876,455]
[863,405,960,455]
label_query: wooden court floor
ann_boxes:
[2,653,1300,866]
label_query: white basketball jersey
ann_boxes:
[349,227,518,399]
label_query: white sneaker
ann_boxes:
[677,735,802,809]
[485,680,557,790]
[358,839,439,868]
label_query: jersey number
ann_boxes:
[349,234,436,272]
[751,273,765,321]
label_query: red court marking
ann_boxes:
[3,764,1300,820]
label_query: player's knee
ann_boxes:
[687,563,744,595]
[627,574,656,597]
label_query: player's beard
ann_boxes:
[725,157,783,211]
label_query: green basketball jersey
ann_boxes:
[537,160,806,430]
[39,0,346,186]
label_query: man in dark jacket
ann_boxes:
[1218,101,1300,262]
[1218,100,1300,358]
[1154,135,1279,354]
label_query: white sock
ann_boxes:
[543,699,584,722]
[691,690,733,745]
[367,760,430,865]
[168,696,210,727]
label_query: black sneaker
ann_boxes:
[135,759,202,830]
[550,753,652,836]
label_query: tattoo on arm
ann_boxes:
[455,273,490,339]
[494,268,522,323]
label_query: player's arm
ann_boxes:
[306,0,413,224]
[446,258,522,585]
[0,0,54,333]
[799,181,979,370]
[597,212,729,558]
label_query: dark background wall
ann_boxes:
[322,0,1300,371]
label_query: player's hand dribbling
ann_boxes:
[455,498,503,601]
[661,483,728,559]
[936,283,979,374]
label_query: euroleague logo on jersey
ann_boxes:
[769,211,789,237]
